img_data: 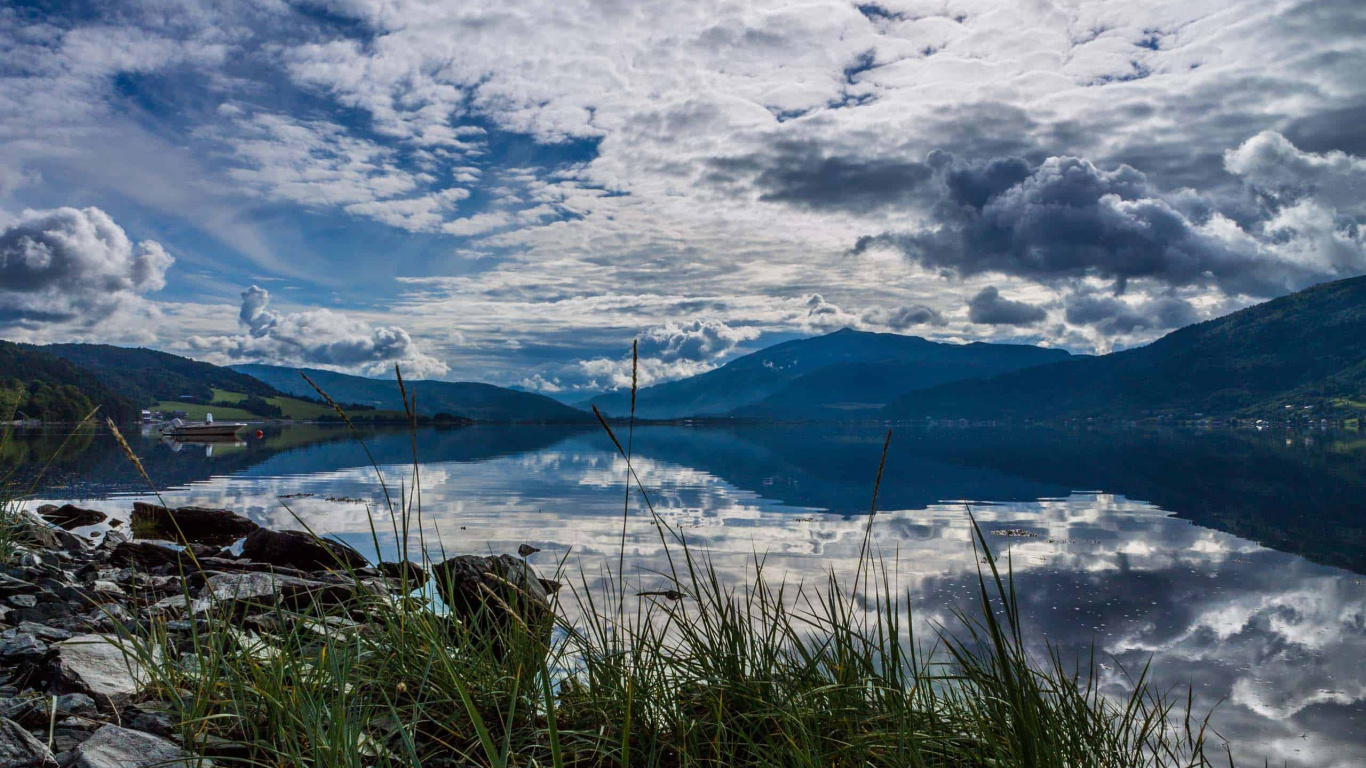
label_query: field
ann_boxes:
[154,390,411,421]
[152,400,257,420]
[212,389,337,419]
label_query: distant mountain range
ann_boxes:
[232,364,591,423]
[885,275,1366,420]
[6,274,1363,424]
[586,328,1076,420]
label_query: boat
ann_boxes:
[160,413,245,438]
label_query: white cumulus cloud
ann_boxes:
[189,285,449,379]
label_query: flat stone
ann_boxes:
[14,623,72,642]
[50,635,155,705]
[70,725,206,768]
[5,596,36,609]
[0,716,56,768]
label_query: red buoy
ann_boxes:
[255,429,264,439]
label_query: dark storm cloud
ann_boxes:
[1283,105,1366,157]
[1063,293,1198,336]
[706,140,933,212]
[853,152,1331,297]
[966,286,1046,326]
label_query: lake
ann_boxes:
[13,422,1366,767]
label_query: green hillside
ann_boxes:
[44,343,282,405]
[884,275,1366,421]
[0,341,141,422]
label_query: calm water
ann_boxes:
[14,423,1366,767]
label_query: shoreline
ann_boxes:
[0,498,1230,767]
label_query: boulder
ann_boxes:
[36,505,107,531]
[50,635,155,707]
[108,542,214,572]
[130,504,258,543]
[378,560,426,589]
[432,554,554,657]
[70,725,205,768]
[0,716,56,768]
[239,529,368,571]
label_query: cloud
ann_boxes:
[967,286,1046,326]
[0,206,172,330]
[189,285,449,378]
[637,319,760,362]
[860,303,946,329]
[1224,131,1366,212]
[706,141,934,212]
[1063,292,1199,337]
[854,143,1366,299]
[801,293,861,330]
[519,318,761,393]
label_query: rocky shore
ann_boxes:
[0,502,554,768]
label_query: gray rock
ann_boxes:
[432,554,554,657]
[14,624,72,643]
[50,635,155,706]
[5,597,35,610]
[239,528,368,571]
[0,632,46,661]
[124,710,174,739]
[70,725,206,768]
[0,716,56,768]
[129,504,258,544]
[0,574,36,598]
[52,695,95,719]
[37,505,107,531]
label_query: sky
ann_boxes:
[1,0,1364,396]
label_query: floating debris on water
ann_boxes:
[992,528,1042,538]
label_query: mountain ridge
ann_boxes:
[233,363,591,423]
[587,328,1076,420]
[883,275,1366,420]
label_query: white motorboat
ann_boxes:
[160,413,245,438]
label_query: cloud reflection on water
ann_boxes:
[30,425,1366,767]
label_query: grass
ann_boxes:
[88,361,1235,768]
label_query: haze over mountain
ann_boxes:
[586,329,1075,420]
[234,364,590,423]
[884,275,1366,421]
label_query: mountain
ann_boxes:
[586,329,1075,420]
[0,341,141,422]
[44,344,282,405]
[884,275,1366,421]
[735,343,1075,419]
[233,364,590,423]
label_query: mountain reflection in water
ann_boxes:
[19,423,1366,767]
